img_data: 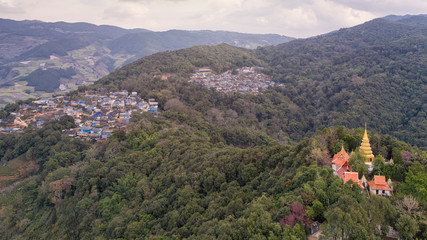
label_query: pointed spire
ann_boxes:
[360,122,375,163]
[363,122,368,139]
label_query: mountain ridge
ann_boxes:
[0,18,294,105]
[91,16,427,149]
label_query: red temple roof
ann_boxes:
[332,145,350,163]
[368,175,392,191]
[332,146,352,178]
[344,172,364,189]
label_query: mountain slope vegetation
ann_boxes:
[0,110,425,239]
[0,15,426,239]
[94,16,427,149]
[255,17,427,148]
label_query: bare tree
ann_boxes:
[396,195,419,216]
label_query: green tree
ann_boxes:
[363,195,397,236]
[322,195,373,240]
[349,151,368,177]
[400,162,427,202]
[306,199,325,222]
[395,214,419,240]
[372,155,385,176]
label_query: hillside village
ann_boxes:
[0,89,159,140]
[189,67,282,94]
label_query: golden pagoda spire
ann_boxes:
[359,123,375,162]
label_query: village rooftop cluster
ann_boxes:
[0,89,159,140]
[189,67,281,94]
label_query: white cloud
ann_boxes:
[0,0,25,14]
[0,0,425,37]
[103,2,148,20]
[331,0,427,14]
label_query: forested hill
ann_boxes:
[94,17,426,149]
[255,16,427,148]
[0,109,426,239]
[0,16,426,239]
[384,14,427,26]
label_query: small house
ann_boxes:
[367,175,392,196]
[77,126,92,136]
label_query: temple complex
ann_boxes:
[330,124,393,196]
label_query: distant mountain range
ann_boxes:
[0,18,294,105]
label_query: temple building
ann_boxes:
[366,175,393,196]
[332,146,364,189]
[343,172,364,189]
[331,145,351,178]
[359,124,375,171]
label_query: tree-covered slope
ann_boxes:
[255,17,427,148]
[0,16,426,239]
[23,67,76,92]
[94,17,427,149]
[0,110,425,239]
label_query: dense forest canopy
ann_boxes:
[0,110,425,239]
[256,18,427,148]
[94,16,427,149]
[0,15,426,239]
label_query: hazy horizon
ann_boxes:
[1,0,426,38]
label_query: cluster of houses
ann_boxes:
[0,88,159,140]
[331,126,394,196]
[189,67,281,94]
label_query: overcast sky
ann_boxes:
[1,0,426,38]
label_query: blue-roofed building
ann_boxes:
[91,113,103,119]
[77,126,92,136]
